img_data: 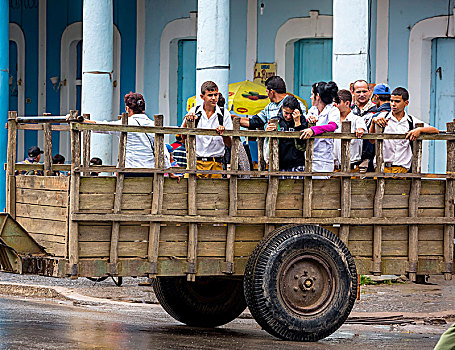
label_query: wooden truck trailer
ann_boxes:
[0,111,453,341]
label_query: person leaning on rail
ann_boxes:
[181,81,232,179]
[69,92,180,180]
[300,81,341,179]
[264,95,308,179]
[369,87,439,174]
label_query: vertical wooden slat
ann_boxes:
[68,110,81,278]
[186,118,198,281]
[109,113,128,275]
[408,122,423,281]
[339,121,352,244]
[43,123,52,176]
[6,111,17,217]
[82,113,91,176]
[147,115,165,276]
[257,129,266,173]
[373,125,385,276]
[224,117,240,273]
[265,119,279,235]
[303,125,315,218]
[444,121,455,280]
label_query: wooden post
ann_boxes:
[82,113,91,176]
[147,115,165,276]
[109,113,127,276]
[68,110,81,278]
[43,122,52,176]
[257,129,266,173]
[265,119,279,235]
[186,118,198,281]
[6,111,17,217]
[444,121,455,280]
[408,122,424,281]
[339,121,352,244]
[224,117,240,273]
[303,124,315,217]
[373,125,385,276]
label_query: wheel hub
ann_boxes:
[279,254,335,315]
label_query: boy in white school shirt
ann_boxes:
[333,89,367,172]
[369,87,439,173]
[182,81,232,178]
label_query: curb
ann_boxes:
[0,282,453,323]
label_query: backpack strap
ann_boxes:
[407,114,414,131]
[194,105,224,128]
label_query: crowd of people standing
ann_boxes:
[18,75,439,180]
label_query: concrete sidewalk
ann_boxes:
[0,272,453,322]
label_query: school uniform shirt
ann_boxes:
[307,104,340,173]
[189,104,233,158]
[333,112,367,167]
[381,111,428,170]
[94,113,171,169]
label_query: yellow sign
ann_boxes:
[253,63,276,85]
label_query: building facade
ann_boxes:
[1,0,454,205]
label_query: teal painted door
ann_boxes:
[430,38,455,173]
[177,39,196,126]
[294,39,333,102]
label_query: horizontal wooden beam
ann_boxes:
[71,123,455,141]
[71,213,455,225]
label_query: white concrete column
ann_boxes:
[196,0,230,104]
[82,0,114,164]
[332,0,369,89]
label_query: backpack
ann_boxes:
[194,105,224,128]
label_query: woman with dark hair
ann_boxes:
[265,95,308,176]
[300,81,340,178]
[79,92,177,178]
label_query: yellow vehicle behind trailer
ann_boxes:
[1,111,454,341]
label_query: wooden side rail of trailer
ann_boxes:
[3,110,455,342]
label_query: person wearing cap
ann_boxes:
[360,83,392,172]
[171,134,184,150]
[15,146,44,175]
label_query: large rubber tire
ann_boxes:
[152,276,246,327]
[244,225,357,342]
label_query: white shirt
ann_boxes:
[95,113,171,169]
[381,111,428,169]
[188,104,233,158]
[333,112,367,166]
[307,104,340,165]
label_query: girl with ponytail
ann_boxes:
[300,81,341,178]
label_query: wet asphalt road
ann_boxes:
[0,297,448,350]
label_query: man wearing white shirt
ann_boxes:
[182,81,232,178]
[370,87,439,173]
[333,89,367,172]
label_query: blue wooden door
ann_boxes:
[430,38,455,173]
[177,39,196,126]
[294,39,333,102]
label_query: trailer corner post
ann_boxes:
[68,111,81,279]
[6,112,17,217]
[373,125,385,276]
[444,121,455,280]
[0,1,8,211]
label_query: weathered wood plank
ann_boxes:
[16,175,69,191]
[16,188,68,207]
[17,217,67,237]
[43,123,52,176]
[16,203,67,222]
[444,121,455,279]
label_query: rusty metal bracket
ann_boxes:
[186,262,196,275]
[222,261,234,274]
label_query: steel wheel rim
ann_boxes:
[278,253,335,316]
